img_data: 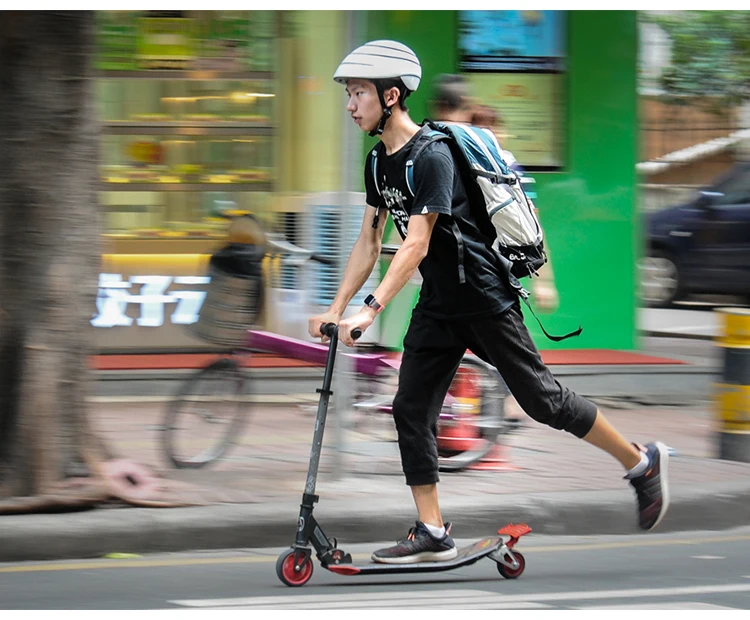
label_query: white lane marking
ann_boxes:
[172,583,750,608]
[577,603,737,610]
[690,555,726,560]
[217,601,548,610]
[172,590,545,609]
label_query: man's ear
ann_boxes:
[383,86,401,108]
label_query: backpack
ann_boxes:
[372,121,546,280]
[370,121,581,342]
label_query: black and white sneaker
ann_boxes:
[371,521,458,564]
[627,441,670,531]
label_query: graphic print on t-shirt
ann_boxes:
[382,185,410,239]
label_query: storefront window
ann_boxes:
[97,79,274,124]
[95,11,278,246]
[100,134,273,185]
[96,11,276,72]
[99,190,273,240]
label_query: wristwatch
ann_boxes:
[364,294,384,313]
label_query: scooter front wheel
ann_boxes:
[276,549,314,587]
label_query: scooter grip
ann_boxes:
[320,323,362,340]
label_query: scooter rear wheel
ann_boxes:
[276,549,314,587]
[496,551,525,579]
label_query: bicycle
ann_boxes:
[162,222,509,473]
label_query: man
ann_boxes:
[310,40,669,565]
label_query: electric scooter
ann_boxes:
[276,323,531,587]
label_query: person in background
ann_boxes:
[431,74,559,315]
[472,103,509,140]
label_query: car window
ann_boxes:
[713,166,750,206]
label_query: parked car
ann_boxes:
[640,163,750,307]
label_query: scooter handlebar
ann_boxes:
[321,323,362,340]
[311,253,335,265]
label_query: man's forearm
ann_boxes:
[538,245,555,282]
[537,208,555,283]
[371,240,426,307]
[329,237,380,315]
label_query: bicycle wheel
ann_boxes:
[437,356,507,472]
[163,357,250,469]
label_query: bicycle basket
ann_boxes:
[192,244,264,348]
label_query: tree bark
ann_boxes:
[0,11,112,511]
[0,12,223,513]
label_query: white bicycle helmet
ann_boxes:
[334,39,421,92]
[334,40,421,136]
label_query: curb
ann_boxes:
[2,482,749,563]
[640,329,715,341]
[91,363,718,405]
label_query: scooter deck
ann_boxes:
[325,536,504,576]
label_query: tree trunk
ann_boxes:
[0,12,224,513]
[0,12,113,511]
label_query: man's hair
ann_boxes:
[371,77,411,112]
[431,73,471,114]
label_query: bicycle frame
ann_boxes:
[248,329,394,378]
[247,329,473,420]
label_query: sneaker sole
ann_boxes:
[649,441,670,530]
[371,547,458,565]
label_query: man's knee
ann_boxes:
[515,388,597,439]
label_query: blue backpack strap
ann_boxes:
[370,142,385,229]
[371,142,383,198]
[404,128,450,198]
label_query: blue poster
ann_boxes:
[458,10,566,72]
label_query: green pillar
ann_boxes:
[533,10,638,350]
[278,11,346,194]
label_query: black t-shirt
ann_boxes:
[364,127,516,320]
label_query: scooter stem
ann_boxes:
[303,323,339,496]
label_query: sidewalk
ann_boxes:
[2,399,749,563]
[92,338,719,404]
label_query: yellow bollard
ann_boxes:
[715,308,750,462]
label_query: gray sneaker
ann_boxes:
[627,441,670,531]
[372,521,458,564]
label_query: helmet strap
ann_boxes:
[369,87,393,137]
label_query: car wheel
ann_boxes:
[639,250,682,307]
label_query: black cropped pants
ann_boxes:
[392,301,598,486]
